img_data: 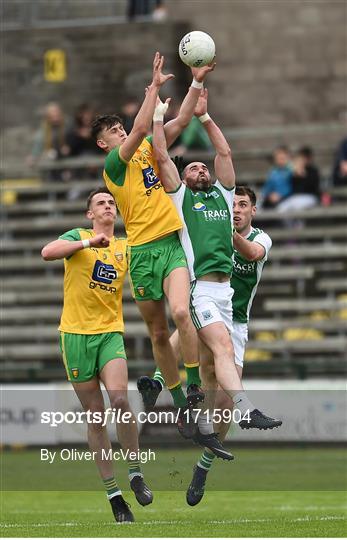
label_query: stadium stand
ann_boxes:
[1,141,346,383]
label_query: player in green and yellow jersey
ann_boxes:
[91,52,215,438]
[41,188,152,523]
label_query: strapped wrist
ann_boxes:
[191,78,204,90]
[198,113,211,123]
[81,239,90,249]
[153,112,165,122]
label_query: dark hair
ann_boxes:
[298,146,313,159]
[91,114,123,141]
[86,187,115,210]
[275,145,289,154]
[235,185,257,206]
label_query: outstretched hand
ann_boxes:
[191,58,216,82]
[152,52,175,88]
[194,88,208,117]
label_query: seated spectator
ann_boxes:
[66,103,101,157]
[120,99,141,134]
[277,146,321,212]
[28,102,69,166]
[260,145,292,208]
[127,0,166,20]
[167,103,212,157]
[181,116,212,151]
[331,136,347,186]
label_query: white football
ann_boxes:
[179,31,216,68]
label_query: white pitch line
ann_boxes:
[1,515,346,529]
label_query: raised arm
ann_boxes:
[153,99,182,193]
[164,63,216,148]
[119,52,174,162]
[195,89,235,189]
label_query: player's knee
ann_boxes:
[110,394,129,412]
[170,304,190,327]
[213,338,234,359]
[150,326,169,348]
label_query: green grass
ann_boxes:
[1,448,346,537]
[1,490,346,537]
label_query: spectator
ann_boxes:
[167,104,212,157]
[331,136,347,186]
[260,145,292,208]
[28,102,69,167]
[127,0,166,20]
[65,103,101,157]
[277,146,321,212]
[120,100,141,134]
[181,116,212,151]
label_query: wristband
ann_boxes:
[81,239,90,249]
[153,112,165,122]
[191,78,204,90]
[198,113,211,123]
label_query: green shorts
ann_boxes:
[59,331,127,382]
[127,233,187,301]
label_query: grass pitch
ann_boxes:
[1,447,346,537]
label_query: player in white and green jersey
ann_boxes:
[152,91,281,461]
[187,186,276,506]
[232,186,272,368]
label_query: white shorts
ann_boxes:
[231,321,248,368]
[190,280,234,334]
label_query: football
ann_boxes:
[179,31,216,67]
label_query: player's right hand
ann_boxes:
[90,233,110,248]
[191,59,216,82]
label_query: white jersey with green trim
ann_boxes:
[231,227,272,323]
[169,180,235,281]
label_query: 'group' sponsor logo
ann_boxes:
[142,166,160,189]
[91,260,117,284]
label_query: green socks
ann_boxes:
[153,367,165,388]
[103,476,121,499]
[184,363,201,387]
[168,381,187,408]
[128,459,142,481]
[198,450,216,472]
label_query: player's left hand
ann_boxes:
[191,58,216,82]
[152,52,175,88]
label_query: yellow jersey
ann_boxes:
[58,228,127,334]
[103,136,182,246]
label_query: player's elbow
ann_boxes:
[219,146,232,159]
[246,248,263,262]
[41,247,55,261]
[132,123,148,140]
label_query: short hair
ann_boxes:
[86,187,115,210]
[235,185,257,206]
[298,146,313,159]
[91,114,123,142]
[274,145,290,154]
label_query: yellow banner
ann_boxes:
[44,49,66,82]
